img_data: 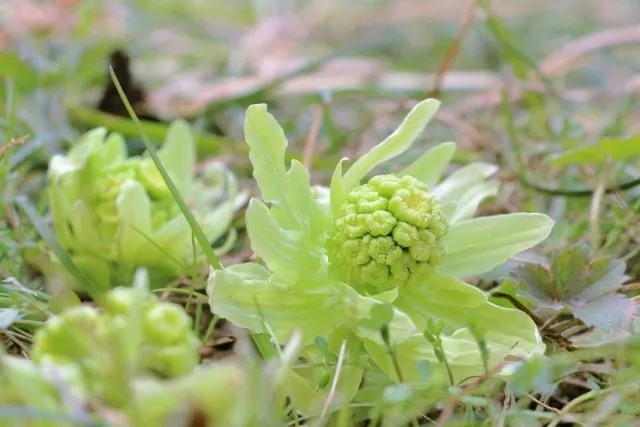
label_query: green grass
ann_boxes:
[2,0,640,425]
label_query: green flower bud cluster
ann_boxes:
[46,124,249,290]
[30,287,200,403]
[92,158,180,242]
[0,354,257,427]
[103,287,201,378]
[327,174,448,295]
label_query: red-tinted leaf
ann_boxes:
[573,258,629,302]
[569,293,640,334]
[511,242,637,333]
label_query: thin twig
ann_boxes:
[427,0,479,98]
[302,105,324,168]
[589,160,613,251]
[436,360,514,426]
[0,135,29,160]
[528,393,561,413]
[491,292,546,326]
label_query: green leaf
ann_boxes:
[329,157,348,215]
[48,127,107,178]
[314,371,331,389]
[512,243,638,333]
[399,141,457,188]
[448,179,500,224]
[243,104,295,223]
[572,294,638,335]
[427,319,446,336]
[346,287,417,347]
[383,383,413,404]
[506,357,559,397]
[395,267,541,347]
[438,213,555,277]
[116,180,152,261]
[156,120,196,195]
[314,337,330,358]
[207,263,349,345]
[434,162,498,206]
[550,135,640,166]
[364,324,541,386]
[357,318,383,332]
[243,105,326,249]
[284,361,363,417]
[14,196,100,298]
[67,200,102,254]
[102,132,128,168]
[48,285,82,315]
[370,302,394,326]
[415,360,432,382]
[68,256,113,294]
[341,99,441,194]
[0,51,39,92]
[141,215,191,269]
[245,198,323,284]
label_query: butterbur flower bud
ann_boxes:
[327,174,448,295]
[104,286,157,316]
[31,305,102,363]
[143,304,192,346]
[139,303,200,377]
[46,121,248,291]
[31,285,200,397]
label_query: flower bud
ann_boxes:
[327,174,448,295]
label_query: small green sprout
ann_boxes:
[30,269,200,406]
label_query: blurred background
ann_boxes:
[3,0,640,272]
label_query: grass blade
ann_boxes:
[108,68,223,270]
[13,196,100,299]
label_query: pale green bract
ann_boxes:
[46,121,248,291]
[207,99,555,416]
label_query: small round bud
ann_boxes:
[143,303,193,346]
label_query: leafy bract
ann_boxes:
[207,263,347,345]
[207,263,418,348]
[331,99,440,215]
[448,180,500,224]
[244,105,324,233]
[437,213,555,277]
[155,120,196,195]
[394,267,542,347]
[243,105,326,281]
[512,243,639,333]
[399,141,457,188]
[245,199,324,284]
[433,162,498,205]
